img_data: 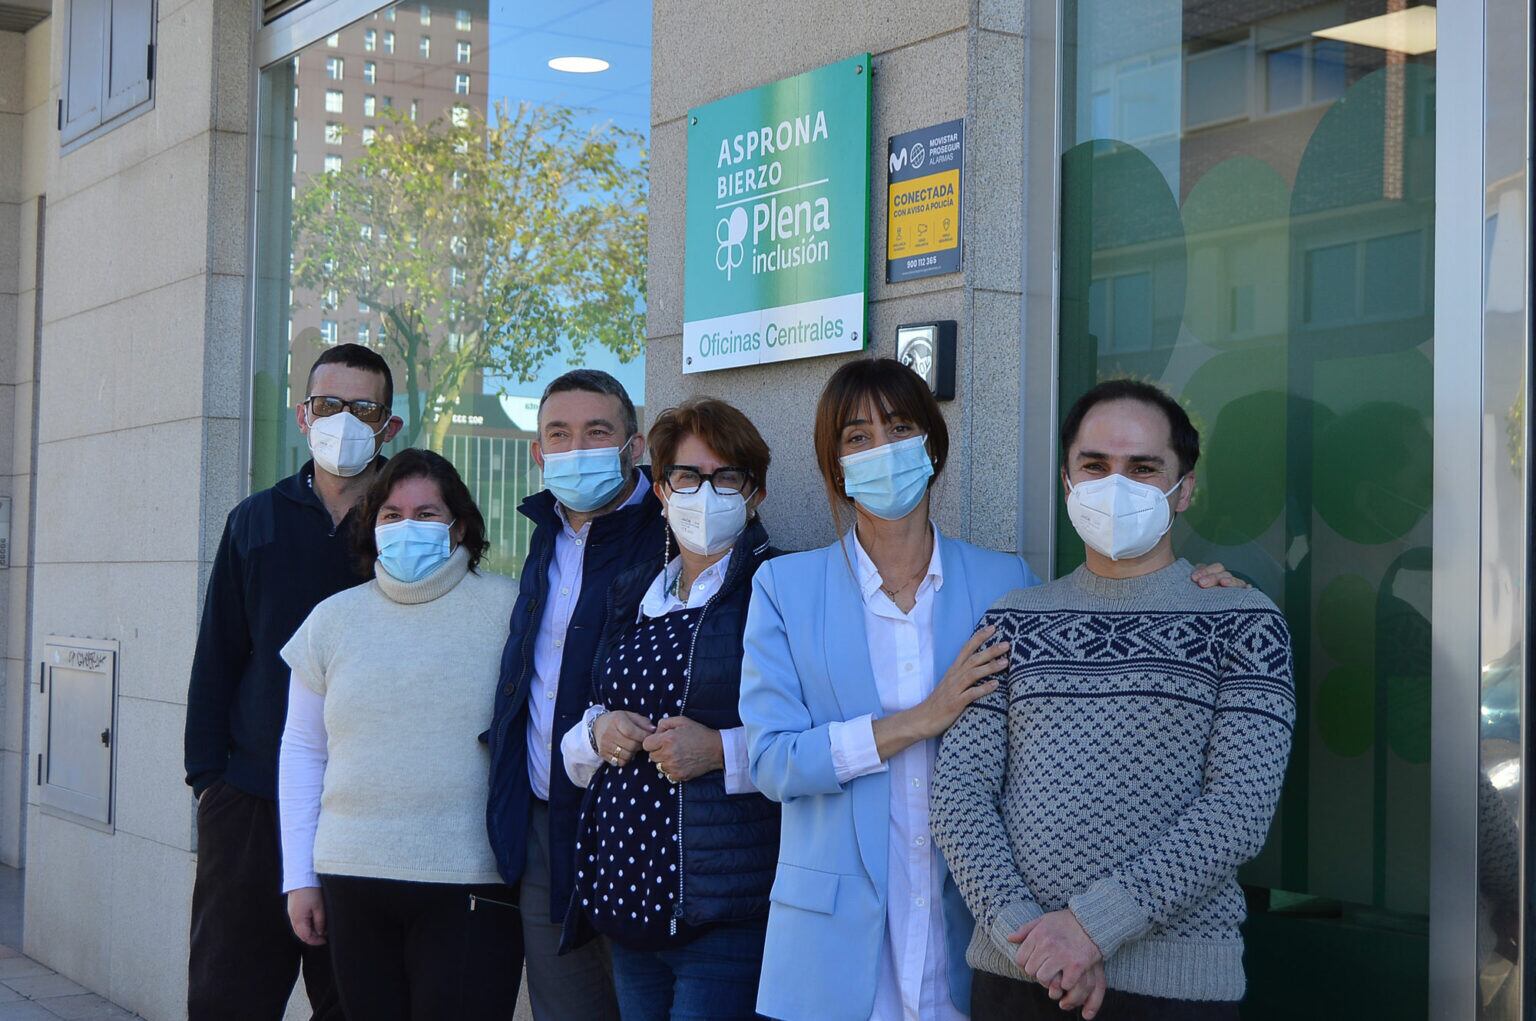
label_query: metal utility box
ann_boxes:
[39,637,118,828]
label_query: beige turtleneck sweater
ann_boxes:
[279,545,517,887]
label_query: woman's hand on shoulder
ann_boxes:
[872,625,1010,761]
[1191,562,1249,589]
[920,625,1010,736]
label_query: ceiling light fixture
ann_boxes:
[1313,6,1436,55]
[548,56,610,73]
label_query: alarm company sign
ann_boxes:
[682,55,872,374]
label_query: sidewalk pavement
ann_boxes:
[0,951,141,1020]
[0,866,140,1020]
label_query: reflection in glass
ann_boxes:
[1478,0,1527,1013]
[253,0,651,576]
[1059,2,1438,1016]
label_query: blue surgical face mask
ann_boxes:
[540,445,628,513]
[839,434,935,521]
[375,519,454,583]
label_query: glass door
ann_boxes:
[1054,3,1446,1016]
[251,0,652,577]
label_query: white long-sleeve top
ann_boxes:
[528,472,649,800]
[825,526,964,1021]
[279,677,327,891]
[561,552,755,793]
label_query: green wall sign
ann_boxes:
[683,55,871,374]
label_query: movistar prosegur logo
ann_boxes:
[716,207,748,280]
[889,140,926,174]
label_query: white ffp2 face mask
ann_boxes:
[665,485,748,556]
[1065,473,1186,561]
[307,410,385,478]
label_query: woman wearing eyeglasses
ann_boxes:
[740,359,1242,1021]
[558,398,781,1021]
[277,449,523,1020]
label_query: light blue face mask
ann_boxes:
[540,445,629,513]
[375,519,454,583]
[840,434,935,521]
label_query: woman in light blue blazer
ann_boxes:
[739,359,1243,1021]
[739,358,1035,1021]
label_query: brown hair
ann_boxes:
[648,397,771,492]
[351,448,490,573]
[813,358,949,532]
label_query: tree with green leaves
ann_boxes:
[292,100,647,450]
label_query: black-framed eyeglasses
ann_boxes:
[305,395,390,425]
[663,465,752,496]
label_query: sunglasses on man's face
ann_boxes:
[305,395,389,425]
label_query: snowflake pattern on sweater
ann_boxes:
[930,559,1295,1003]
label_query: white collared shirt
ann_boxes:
[826,526,962,1021]
[561,552,756,794]
[527,470,649,801]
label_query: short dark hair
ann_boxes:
[538,369,638,438]
[1060,378,1200,477]
[308,343,394,411]
[813,358,949,532]
[352,448,490,573]
[648,397,771,490]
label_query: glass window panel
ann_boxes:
[420,35,430,59]
[1110,271,1153,351]
[364,61,376,84]
[1304,241,1358,324]
[1362,230,1424,319]
[1090,89,1112,138]
[1479,3,1528,1016]
[1184,42,1248,128]
[1088,277,1108,349]
[254,0,651,580]
[324,89,343,113]
[325,57,342,80]
[1119,58,1180,140]
[364,28,376,51]
[1058,1,1436,1014]
[1311,39,1347,103]
[1265,43,1305,112]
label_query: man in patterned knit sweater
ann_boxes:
[931,380,1295,1021]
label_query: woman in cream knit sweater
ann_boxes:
[278,448,521,1019]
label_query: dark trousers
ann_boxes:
[608,922,767,1021]
[520,799,620,1020]
[320,873,523,1021]
[187,780,343,1021]
[971,970,1241,1021]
